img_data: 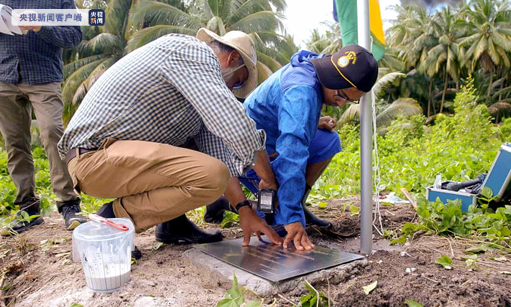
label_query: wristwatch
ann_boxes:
[235,200,251,212]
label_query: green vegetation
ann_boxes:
[63,0,297,121]
[216,272,267,307]
[313,79,511,250]
[0,148,109,224]
[310,0,511,123]
[314,78,506,199]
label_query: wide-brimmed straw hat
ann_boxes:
[197,28,258,98]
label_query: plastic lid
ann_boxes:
[73,218,134,242]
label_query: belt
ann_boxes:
[66,147,98,164]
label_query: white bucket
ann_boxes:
[72,218,135,293]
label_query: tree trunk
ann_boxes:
[427,78,433,117]
[499,73,505,102]
[456,79,459,92]
[440,70,448,113]
[486,66,494,105]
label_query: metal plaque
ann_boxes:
[197,237,364,282]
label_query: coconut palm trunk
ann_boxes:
[440,68,448,113]
[486,66,494,105]
[428,78,433,117]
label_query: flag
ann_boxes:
[333,0,386,61]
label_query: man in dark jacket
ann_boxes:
[0,0,84,236]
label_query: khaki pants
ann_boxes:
[67,139,230,232]
[0,82,78,208]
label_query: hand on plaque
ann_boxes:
[238,206,283,247]
[283,222,314,251]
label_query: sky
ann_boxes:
[283,0,400,48]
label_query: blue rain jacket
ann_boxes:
[243,50,325,226]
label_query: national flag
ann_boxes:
[333,0,386,61]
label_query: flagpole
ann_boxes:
[357,0,373,255]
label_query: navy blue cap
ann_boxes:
[311,45,378,92]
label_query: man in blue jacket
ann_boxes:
[0,0,84,236]
[206,45,378,250]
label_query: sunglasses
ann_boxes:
[333,89,359,104]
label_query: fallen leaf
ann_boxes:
[493,256,507,262]
[363,281,377,295]
[464,245,488,254]
[55,252,71,258]
[405,299,424,307]
[152,242,164,251]
[435,255,452,269]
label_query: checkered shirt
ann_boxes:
[0,0,82,85]
[58,34,266,176]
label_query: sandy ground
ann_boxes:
[0,199,510,307]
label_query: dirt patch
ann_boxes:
[0,202,509,307]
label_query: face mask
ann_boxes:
[222,63,247,89]
[222,63,246,80]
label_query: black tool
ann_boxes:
[257,189,277,214]
[446,174,486,192]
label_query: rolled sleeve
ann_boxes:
[161,41,265,173]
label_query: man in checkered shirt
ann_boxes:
[58,29,283,254]
[0,0,85,237]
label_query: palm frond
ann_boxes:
[127,25,197,52]
[208,0,219,16]
[63,54,109,79]
[338,105,360,126]
[372,72,407,96]
[256,51,282,72]
[230,11,284,34]
[488,101,511,115]
[257,61,273,84]
[227,0,272,25]
[104,0,132,37]
[492,86,511,101]
[376,98,423,127]
[491,28,511,52]
[62,58,107,106]
[86,33,124,54]
[206,16,226,35]
[130,1,201,29]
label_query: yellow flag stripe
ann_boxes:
[369,0,386,45]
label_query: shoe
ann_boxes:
[61,202,86,230]
[96,201,115,218]
[1,199,43,236]
[204,196,231,224]
[156,214,223,244]
[303,204,331,228]
[300,185,331,228]
[132,246,142,260]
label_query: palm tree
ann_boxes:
[418,7,463,113]
[458,0,511,104]
[304,21,342,54]
[387,5,437,71]
[338,98,422,128]
[128,0,297,82]
[62,0,142,121]
[63,0,296,121]
[387,5,442,114]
